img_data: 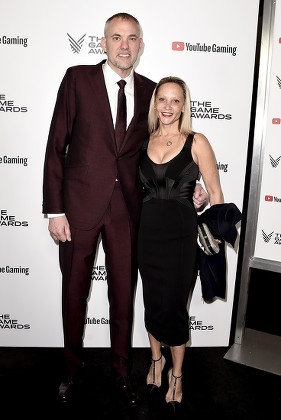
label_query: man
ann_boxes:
[43,12,207,407]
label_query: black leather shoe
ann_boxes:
[57,378,75,403]
[114,375,139,408]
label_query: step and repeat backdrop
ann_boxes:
[0,0,260,347]
[254,0,281,265]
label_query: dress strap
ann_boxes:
[142,138,149,150]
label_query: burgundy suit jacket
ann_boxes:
[42,60,156,230]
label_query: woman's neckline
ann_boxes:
[147,140,186,165]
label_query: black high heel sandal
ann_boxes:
[166,369,183,412]
[147,353,166,394]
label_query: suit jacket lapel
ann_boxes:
[88,62,116,152]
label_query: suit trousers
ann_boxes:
[59,181,138,378]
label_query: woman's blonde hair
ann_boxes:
[148,76,192,135]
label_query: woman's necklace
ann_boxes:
[165,133,181,147]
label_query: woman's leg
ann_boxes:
[166,344,185,403]
[147,332,166,387]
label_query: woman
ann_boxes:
[137,76,224,409]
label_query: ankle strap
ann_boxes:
[151,354,162,362]
[172,371,183,379]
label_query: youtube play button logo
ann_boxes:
[172,41,184,51]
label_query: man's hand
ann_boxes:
[193,182,209,210]
[48,215,71,242]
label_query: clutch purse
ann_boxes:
[198,222,221,256]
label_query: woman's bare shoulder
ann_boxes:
[193,132,209,142]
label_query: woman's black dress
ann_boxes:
[138,133,199,346]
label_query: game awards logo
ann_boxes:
[269,155,281,168]
[91,266,107,281]
[262,230,281,246]
[0,209,28,227]
[67,33,86,53]
[261,230,274,243]
[66,33,103,54]
[0,313,30,330]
